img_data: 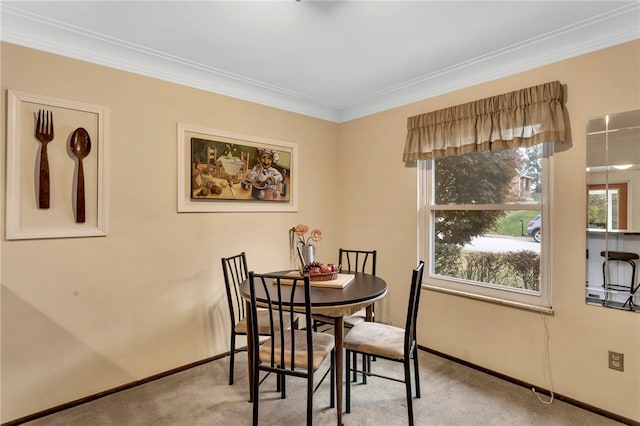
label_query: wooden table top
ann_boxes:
[240,271,387,314]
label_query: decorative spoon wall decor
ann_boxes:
[70,127,91,223]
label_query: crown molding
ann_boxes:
[1,3,638,123]
[338,3,640,122]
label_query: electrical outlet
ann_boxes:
[608,351,624,372]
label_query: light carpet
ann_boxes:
[23,351,624,426]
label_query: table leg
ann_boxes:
[245,300,254,403]
[334,316,344,426]
[365,304,374,373]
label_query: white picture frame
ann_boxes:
[177,123,298,212]
[6,90,108,240]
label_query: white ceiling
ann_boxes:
[2,1,639,122]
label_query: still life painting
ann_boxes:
[191,138,292,202]
[178,123,297,212]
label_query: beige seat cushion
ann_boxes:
[235,309,291,335]
[313,309,366,328]
[260,331,334,371]
[344,322,404,360]
[344,310,366,327]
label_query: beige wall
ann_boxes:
[1,39,639,423]
[340,39,640,422]
[0,42,341,421]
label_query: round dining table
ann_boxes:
[240,271,387,425]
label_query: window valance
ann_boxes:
[403,81,566,161]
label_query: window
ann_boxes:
[405,81,564,312]
[587,183,628,230]
[418,143,552,311]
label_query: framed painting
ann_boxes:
[6,90,108,240]
[177,123,298,212]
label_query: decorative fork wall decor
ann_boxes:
[35,109,54,209]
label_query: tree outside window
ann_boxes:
[429,145,543,293]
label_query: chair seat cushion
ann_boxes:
[600,251,639,261]
[344,322,404,360]
[313,308,367,328]
[260,331,334,371]
[344,312,366,328]
[235,310,290,335]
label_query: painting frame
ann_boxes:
[177,123,298,212]
[6,89,108,240]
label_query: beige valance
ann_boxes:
[403,81,566,161]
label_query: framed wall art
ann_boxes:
[6,90,108,240]
[177,123,298,212]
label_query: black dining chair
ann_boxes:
[248,271,335,426]
[221,252,292,386]
[344,260,425,426]
[313,249,377,328]
[312,248,377,381]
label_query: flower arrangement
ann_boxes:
[291,224,322,246]
[289,224,322,266]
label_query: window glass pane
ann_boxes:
[588,191,607,229]
[433,209,541,292]
[588,189,620,230]
[434,146,542,205]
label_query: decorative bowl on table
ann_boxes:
[308,271,338,281]
[301,262,339,281]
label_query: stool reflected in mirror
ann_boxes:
[600,250,639,310]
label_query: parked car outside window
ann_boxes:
[527,215,541,242]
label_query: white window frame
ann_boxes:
[417,144,554,313]
[588,188,622,231]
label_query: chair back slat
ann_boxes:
[339,249,377,275]
[221,252,249,326]
[404,261,425,356]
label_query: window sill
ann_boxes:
[424,284,554,315]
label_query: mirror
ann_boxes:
[586,109,640,312]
